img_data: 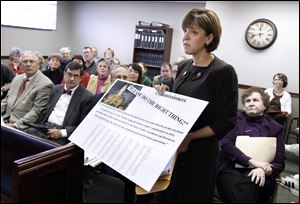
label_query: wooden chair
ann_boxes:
[285,117,299,144]
[214,176,281,203]
[267,176,281,203]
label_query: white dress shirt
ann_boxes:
[47,85,79,137]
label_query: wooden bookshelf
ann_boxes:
[132,24,173,80]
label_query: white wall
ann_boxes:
[206,1,299,93]
[68,1,204,65]
[1,1,299,94]
[1,1,71,56]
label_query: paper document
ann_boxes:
[69,79,208,191]
[84,151,102,167]
[160,153,176,176]
[1,116,5,126]
[235,136,276,167]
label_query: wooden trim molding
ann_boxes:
[238,84,299,98]
[1,56,10,60]
[1,55,48,60]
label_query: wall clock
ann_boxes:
[245,18,277,50]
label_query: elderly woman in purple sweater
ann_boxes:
[217,87,285,203]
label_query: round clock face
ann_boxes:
[245,18,277,50]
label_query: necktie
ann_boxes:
[62,88,72,95]
[16,77,30,99]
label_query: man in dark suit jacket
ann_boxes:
[1,63,15,99]
[24,61,94,145]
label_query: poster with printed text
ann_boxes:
[69,79,208,191]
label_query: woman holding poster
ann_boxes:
[155,8,238,202]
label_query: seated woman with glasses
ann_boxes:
[86,58,111,95]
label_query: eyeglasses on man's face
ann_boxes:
[22,59,38,65]
[115,75,128,80]
[65,72,80,79]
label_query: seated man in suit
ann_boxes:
[24,61,94,145]
[1,51,53,130]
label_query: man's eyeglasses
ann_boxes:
[22,60,37,64]
[115,75,128,80]
[65,72,80,79]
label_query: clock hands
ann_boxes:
[249,24,263,38]
[250,26,264,38]
[258,24,263,37]
[246,19,277,49]
[259,31,262,37]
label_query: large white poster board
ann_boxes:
[69,79,208,191]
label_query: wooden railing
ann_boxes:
[1,125,84,203]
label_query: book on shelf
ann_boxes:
[139,20,151,26]
[134,28,165,49]
[150,21,170,27]
[133,22,172,82]
[134,51,163,67]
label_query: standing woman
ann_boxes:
[156,8,238,202]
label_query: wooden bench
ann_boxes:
[1,125,84,203]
